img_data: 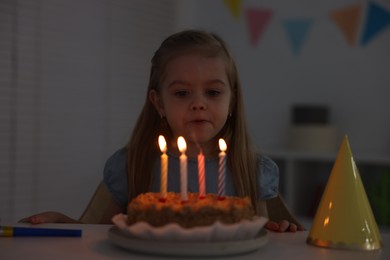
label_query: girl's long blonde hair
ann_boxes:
[127,30,260,210]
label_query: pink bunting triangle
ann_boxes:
[245,7,273,46]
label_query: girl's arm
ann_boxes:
[78,181,125,224]
[93,197,124,224]
[19,211,80,224]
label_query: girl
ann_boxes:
[21,30,303,232]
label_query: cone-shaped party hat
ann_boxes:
[307,135,383,250]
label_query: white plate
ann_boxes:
[108,226,269,257]
[112,213,268,242]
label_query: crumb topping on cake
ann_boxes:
[127,192,255,228]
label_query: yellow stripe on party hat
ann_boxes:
[307,135,383,250]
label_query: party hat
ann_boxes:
[307,135,383,250]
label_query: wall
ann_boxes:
[176,0,390,155]
[0,0,176,223]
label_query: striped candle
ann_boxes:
[218,139,227,199]
[198,150,206,198]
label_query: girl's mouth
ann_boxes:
[192,119,207,123]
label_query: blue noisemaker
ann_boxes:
[0,226,82,237]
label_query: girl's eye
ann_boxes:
[207,90,221,96]
[174,90,188,97]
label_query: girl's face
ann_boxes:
[150,53,232,155]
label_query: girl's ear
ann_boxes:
[149,89,165,117]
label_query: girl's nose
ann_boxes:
[191,97,207,111]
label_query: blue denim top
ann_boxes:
[103,148,279,207]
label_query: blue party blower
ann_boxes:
[0,226,82,237]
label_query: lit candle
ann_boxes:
[158,135,168,201]
[198,150,206,199]
[177,136,188,202]
[218,138,227,199]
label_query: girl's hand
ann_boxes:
[265,220,305,232]
[19,211,79,224]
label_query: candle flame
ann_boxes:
[177,136,187,153]
[219,138,227,152]
[158,135,167,153]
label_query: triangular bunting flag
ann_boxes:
[330,4,362,47]
[245,7,273,46]
[361,1,390,46]
[223,0,242,19]
[283,18,313,56]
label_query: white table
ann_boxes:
[1,223,388,260]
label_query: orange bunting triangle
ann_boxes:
[330,4,362,47]
[245,7,273,46]
[223,0,242,19]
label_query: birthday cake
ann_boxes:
[126,192,255,228]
